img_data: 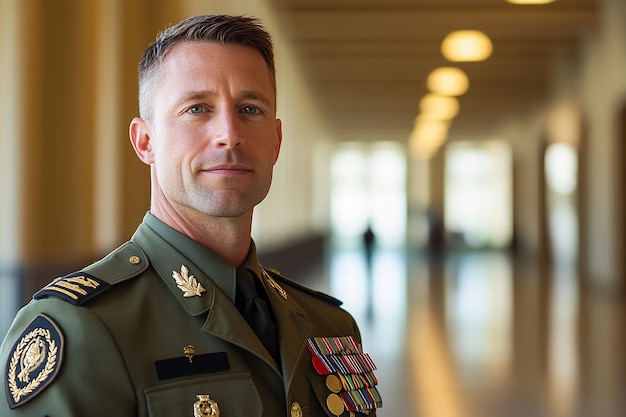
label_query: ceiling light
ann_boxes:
[427,67,469,96]
[408,120,450,159]
[419,94,460,120]
[411,119,450,143]
[441,30,493,62]
[411,126,448,145]
[506,0,556,4]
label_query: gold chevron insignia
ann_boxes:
[172,265,206,297]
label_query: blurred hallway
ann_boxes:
[295,245,626,417]
[1,1,625,416]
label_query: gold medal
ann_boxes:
[326,393,345,416]
[326,374,342,393]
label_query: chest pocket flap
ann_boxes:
[145,373,262,417]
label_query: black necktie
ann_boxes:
[235,268,280,364]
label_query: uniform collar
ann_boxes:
[144,212,258,304]
[131,213,233,313]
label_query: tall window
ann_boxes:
[444,141,513,248]
[544,142,579,263]
[330,142,407,248]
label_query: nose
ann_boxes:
[212,108,243,149]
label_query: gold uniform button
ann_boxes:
[290,402,303,417]
[129,255,141,265]
[326,374,342,393]
[326,393,345,416]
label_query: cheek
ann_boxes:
[152,142,187,179]
[152,129,190,161]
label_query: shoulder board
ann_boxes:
[33,272,111,305]
[34,241,149,305]
[264,268,343,307]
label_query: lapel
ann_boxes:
[260,270,313,390]
[200,287,280,370]
[204,269,314,382]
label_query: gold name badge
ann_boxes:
[193,394,220,417]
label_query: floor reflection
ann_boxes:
[327,246,625,417]
[444,252,513,386]
[547,265,579,417]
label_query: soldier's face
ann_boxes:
[135,41,282,220]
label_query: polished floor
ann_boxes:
[1,246,624,416]
[314,246,626,417]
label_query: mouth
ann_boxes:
[203,164,253,175]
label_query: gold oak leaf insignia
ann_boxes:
[172,265,206,297]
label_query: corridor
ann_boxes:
[1,1,624,416]
[306,246,626,417]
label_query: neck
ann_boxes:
[151,205,253,267]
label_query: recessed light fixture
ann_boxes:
[427,67,470,96]
[419,94,460,120]
[441,30,493,62]
[507,0,556,4]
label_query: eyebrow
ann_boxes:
[240,90,275,110]
[173,89,275,110]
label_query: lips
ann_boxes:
[203,164,252,174]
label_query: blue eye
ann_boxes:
[187,105,204,114]
[242,105,260,115]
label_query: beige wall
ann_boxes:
[529,0,626,288]
[0,0,22,265]
[557,0,625,288]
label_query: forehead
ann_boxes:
[159,41,274,92]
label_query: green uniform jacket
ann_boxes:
[1,216,379,417]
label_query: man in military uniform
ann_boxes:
[0,15,381,417]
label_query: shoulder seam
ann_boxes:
[33,241,149,305]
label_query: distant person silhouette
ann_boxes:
[363,225,376,267]
[362,225,376,321]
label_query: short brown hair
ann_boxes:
[138,15,276,121]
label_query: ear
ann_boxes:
[273,118,283,164]
[129,117,155,165]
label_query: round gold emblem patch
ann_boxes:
[6,314,64,409]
